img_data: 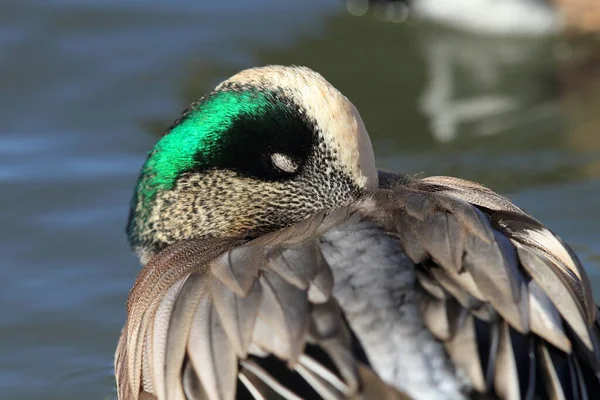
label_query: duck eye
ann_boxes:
[270,153,300,173]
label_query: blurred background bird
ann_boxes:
[364,0,600,35]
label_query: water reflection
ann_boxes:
[558,37,600,179]
[417,28,558,142]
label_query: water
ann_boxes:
[1,1,599,399]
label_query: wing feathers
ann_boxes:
[463,230,529,334]
[362,176,600,399]
[118,173,600,400]
[116,210,390,400]
[503,215,595,324]
[516,244,593,352]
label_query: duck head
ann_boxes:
[127,65,378,264]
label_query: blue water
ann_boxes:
[1,1,599,398]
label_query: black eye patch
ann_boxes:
[191,89,316,181]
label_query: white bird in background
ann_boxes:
[355,0,600,36]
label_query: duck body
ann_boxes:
[116,66,600,400]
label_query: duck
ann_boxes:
[363,0,600,36]
[115,65,600,400]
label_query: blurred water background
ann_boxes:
[1,1,600,398]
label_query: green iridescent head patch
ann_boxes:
[138,89,280,204]
[131,86,315,217]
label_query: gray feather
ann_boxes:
[187,294,237,400]
[528,280,572,353]
[211,277,262,358]
[254,270,310,363]
[493,322,520,400]
[516,243,593,351]
[267,244,318,290]
[151,278,186,399]
[299,354,349,394]
[182,362,206,400]
[237,371,268,400]
[295,363,346,400]
[538,342,567,400]
[416,270,447,300]
[463,231,529,334]
[307,248,334,304]
[445,313,487,392]
[212,246,263,296]
[240,360,303,400]
[165,273,206,400]
[421,295,452,340]
[421,212,463,272]
[429,267,481,310]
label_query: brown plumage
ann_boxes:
[116,66,600,400]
